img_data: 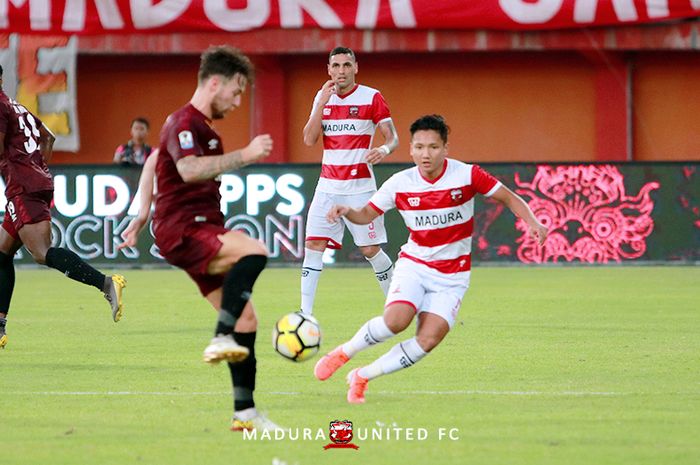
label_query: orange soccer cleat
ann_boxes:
[313,346,349,381]
[346,368,369,404]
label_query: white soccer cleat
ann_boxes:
[104,274,126,322]
[231,412,285,432]
[203,334,249,364]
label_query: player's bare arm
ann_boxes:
[38,125,55,163]
[303,80,336,146]
[491,185,548,245]
[366,119,399,165]
[118,150,159,250]
[176,134,272,182]
[327,204,380,226]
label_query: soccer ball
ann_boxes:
[272,312,321,362]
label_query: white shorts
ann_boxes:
[305,190,387,249]
[385,257,470,328]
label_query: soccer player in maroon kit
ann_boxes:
[122,46,279,431]
[0,65,126,349]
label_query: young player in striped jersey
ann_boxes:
[314,114,548,403]
[300,47,399,316]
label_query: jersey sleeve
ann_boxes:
[472,164,502,197]
[371,92,391,124]
[369,173,400,213]
[309,90,322,118]
[165,118,201,163]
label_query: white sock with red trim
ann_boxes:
[365,249,393,296]
[341,316,394,358]
[358,337,428,380]
[300,248,324,315]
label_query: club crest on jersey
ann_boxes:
[323,107,331,116]
[208,139,219,150]
[349,106,359,117]
[178,131,194,150]
[408,197,420,207]
[450,188,463,202]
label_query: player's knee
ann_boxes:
[234,235,268,257]
[383,313,411,334]
[416,333,441,352]
[249,240,269,257]
[305,239,327,252]
[27,248,48,265]
[359,245,380,258]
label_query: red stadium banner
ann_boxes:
[1,0,699,35]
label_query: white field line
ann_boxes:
[2,390,686,397]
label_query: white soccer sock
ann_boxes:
[358,337,428,380]
[341,316,395,358]
[366,249,393,296]
[300,248,324,315]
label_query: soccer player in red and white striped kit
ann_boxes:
[300,47,399,316]
[315,114,548,403]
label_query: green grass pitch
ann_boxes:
[1,266,699,465]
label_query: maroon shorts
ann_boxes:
[2,190,53,239]
[159,222,228,296]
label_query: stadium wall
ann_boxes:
[46,50,700,165]
[2,163,697,266]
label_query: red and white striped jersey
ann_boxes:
[312,84,391,194]
[369,159,502,276]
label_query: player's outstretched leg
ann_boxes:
[314,315,395,381]
[44,247,126,322]
[347,337,428,404]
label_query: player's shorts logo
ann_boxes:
[7,201,17,221]
[324,420,359,450]
[178,130,194,149]
[408,197,420,207]
[207,138,219,150]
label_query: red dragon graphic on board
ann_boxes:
[514,165,660,263]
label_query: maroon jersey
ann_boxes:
[0,92,52,197]
[153,103,225,253]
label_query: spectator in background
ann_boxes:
[113,117,152,165]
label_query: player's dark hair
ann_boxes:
[329,46,355,62]
[131,117,149,129]
[410,114,450,143]
[198,45,254,84]
[0,64,3,78]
